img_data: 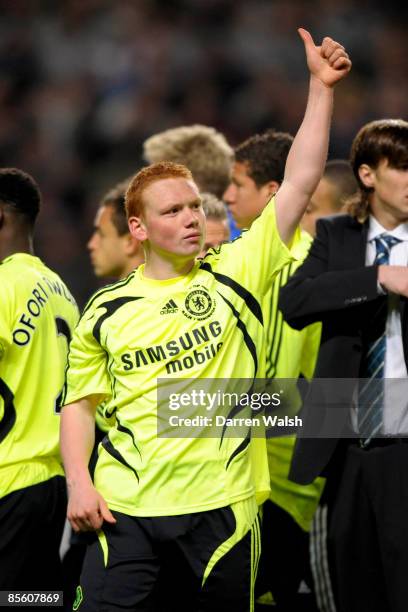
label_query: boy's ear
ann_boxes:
[266,180,280,197]
[128,216,147,242]
[260,180,280,199]
[358,164,376,188]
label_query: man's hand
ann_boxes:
[67,478,116,533]
[274,28,351,243]
[298,28,351,88]
[378,266,408,297]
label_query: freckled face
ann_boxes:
[138,178,206,261]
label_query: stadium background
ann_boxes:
[0,0,406,306]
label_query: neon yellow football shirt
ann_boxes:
[0,254,79,498]
[64,198,297,516]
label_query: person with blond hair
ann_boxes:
[143,124,233,200]
[198,192,230,256]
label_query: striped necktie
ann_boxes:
[358,233,402,442]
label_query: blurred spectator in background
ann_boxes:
[143,125,233,200]
[302,159,358,236]
[199,192,230,256]
[0,1,406,301]
[87,178,144,280]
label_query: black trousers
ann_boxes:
[255,499,312,611]
[330,441,408,612]
[309,476,338,612]
[77,504,260,612]
[0,476,67,591]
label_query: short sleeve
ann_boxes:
[202,196,300,299]
[63,308,111,406]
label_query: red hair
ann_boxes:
[125,161,193,218]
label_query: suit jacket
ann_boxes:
[279,214,408,484]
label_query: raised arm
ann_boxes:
[275,29,351,244]
[60,396,116,532]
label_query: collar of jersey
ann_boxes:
[1,252,42,266]
[136,261,200,287]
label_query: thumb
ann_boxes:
[99,497,116,524]
[297,28,315,51]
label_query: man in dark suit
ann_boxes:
[279,118,408,612]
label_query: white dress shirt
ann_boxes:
[366,215,408,434]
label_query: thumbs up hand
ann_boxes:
[298,28,352,87]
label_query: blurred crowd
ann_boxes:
[0,0,406,305]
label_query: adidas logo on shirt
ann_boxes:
[160,299,179,315]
